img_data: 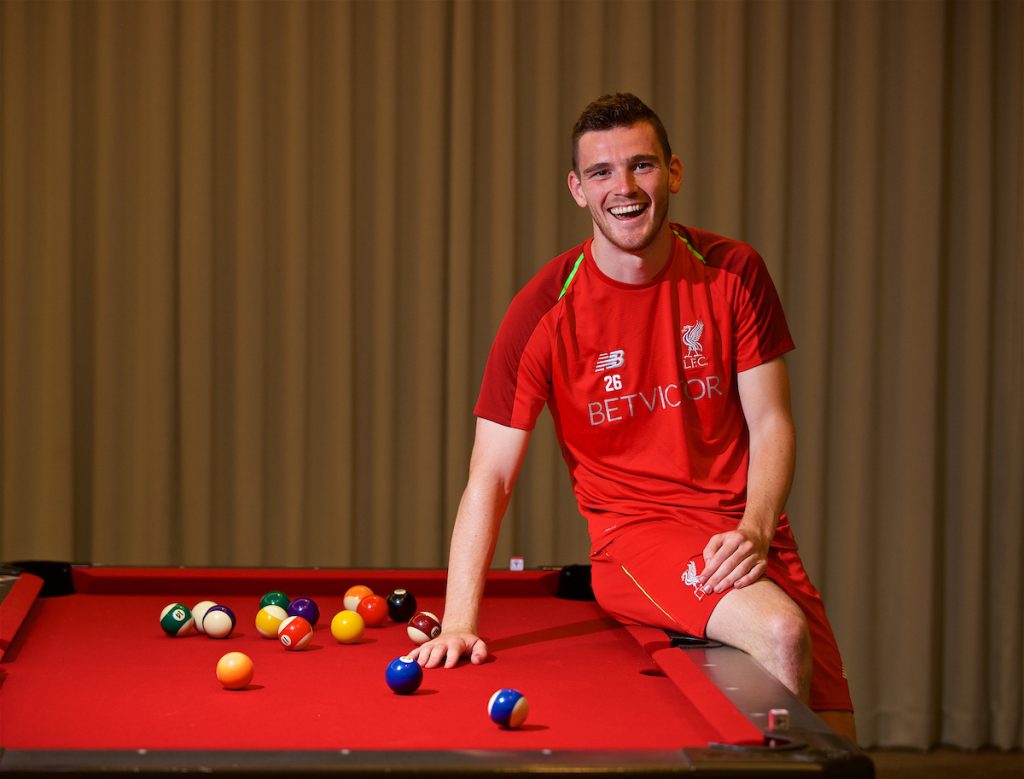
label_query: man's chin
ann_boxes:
[599,220,661,254]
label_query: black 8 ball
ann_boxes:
[386,588,417,623]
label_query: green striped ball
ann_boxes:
[159,603,194,637]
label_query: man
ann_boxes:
[409,93,856,741]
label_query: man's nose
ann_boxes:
[612,169,637,194]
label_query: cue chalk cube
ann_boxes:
[768,708,791,732]
[509,556,524,572]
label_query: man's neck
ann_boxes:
[590,226,676,285]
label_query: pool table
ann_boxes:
[0,563,873,777]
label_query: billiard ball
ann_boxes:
[343,585,373,612]
[159,603,194,637]
[259,590,290,610]
[216,652,254,690]
[203,605,236,639]
[255,605,289,638]
[191,600,218,634]
[386,588,417,623]
[287,597,320,627]
[278,615,313,650]
[357,594,388,627]
[406,611,441,645]
[488,688,529,729]
[330,610,365,644]
[385,656,423,695]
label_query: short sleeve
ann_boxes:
[730,249,795,372]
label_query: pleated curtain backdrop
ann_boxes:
[1,0,1021,751]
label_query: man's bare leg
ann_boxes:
[706,578,812,697]
[705,579,858,743]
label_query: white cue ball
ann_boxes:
[191,600,218,634]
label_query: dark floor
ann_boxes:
[868,748,1023,778]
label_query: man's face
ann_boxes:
[568,122,682,255]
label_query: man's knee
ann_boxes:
[707,580,807,648]
[706,581,811,692]
[766,602,811,662]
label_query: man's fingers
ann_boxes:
[733,561,768,589]
[706,549,746,592]
[412,634,487,669]
[423,643,445,668]
[712,553,768,593]
[444,644,463,668]
[702,534,726,566]
[415,638,453,668]
[470,639,489,665]
[701,533,746,577]
[710,553,752,592]
[703,543,746,588]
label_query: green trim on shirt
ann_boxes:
[558,252,586,300]
[561,230,703,300]
[672,227,706,265]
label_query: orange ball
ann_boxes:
[356,594,388,627]
[216,652,254,690]
[343,584,374,611]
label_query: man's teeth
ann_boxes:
[610,204,646,216]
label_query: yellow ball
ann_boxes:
[255,605,288,638]
[330,609,365,644]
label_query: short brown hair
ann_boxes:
[571,93,672,173]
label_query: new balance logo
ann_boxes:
[594,350,625,372]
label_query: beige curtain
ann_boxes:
[1,0,1021,750]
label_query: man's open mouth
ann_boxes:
[609,203,648,220]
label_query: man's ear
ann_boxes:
[567,170,588,207]
[669,155,683,194]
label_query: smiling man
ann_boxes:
[409,94,856,741]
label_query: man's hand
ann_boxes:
[699,526,771,594]
[407,631,488,669]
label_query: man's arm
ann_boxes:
[699,356,796,593]
[409,417,531,669]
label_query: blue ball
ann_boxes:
[287,597,320,627]
[385,656,423,695]
[488,688,529,729]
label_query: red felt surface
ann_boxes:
[1,569,759,752]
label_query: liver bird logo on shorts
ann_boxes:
[682,560,708,601]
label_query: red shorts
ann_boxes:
[590,515,853,712]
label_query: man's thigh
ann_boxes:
[704,577,808,660]
[590,518,730,637]
[590,517,854,712]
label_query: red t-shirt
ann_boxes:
[475,224,795,549]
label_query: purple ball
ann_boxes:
[286,597,320,627]
[202,604,236,639]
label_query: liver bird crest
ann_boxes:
[681,320,705,358]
